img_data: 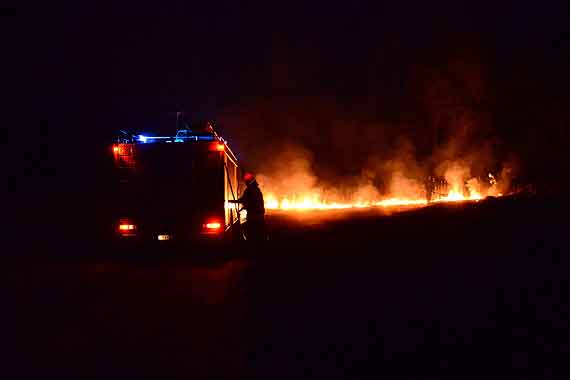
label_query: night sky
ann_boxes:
[105,1,568,107]
[18,1,570,194]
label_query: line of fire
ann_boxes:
[262,172,504,211]
[258,122,513,210]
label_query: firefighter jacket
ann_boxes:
[238,180,265,221]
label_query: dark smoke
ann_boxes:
[217,46,524,201]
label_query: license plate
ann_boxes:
[157,234,171,241]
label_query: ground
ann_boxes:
[4,195,569,379]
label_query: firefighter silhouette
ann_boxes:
[229,172,266,242]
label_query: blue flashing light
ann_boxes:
[133,133,218,144]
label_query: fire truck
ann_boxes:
[107,123,243,246]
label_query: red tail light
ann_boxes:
[202,219,223,233]
[205,222,221,230]
[117,219,137,236]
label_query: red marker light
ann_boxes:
[112,144,136,168]
[113,144,133,156]
[210,142,225,152]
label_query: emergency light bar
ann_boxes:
[136,134,217,144]
[113,126,237,159]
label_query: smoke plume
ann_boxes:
[215,45,527,205]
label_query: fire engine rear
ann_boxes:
[108,126,242,248]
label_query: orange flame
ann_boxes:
[264,193,486,211]
[263,172,499,211]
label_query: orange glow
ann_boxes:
[210,143,225,152]
[113,144,133,156]
[262,170,502,212]
[119,224,136,231]
[264,195,431,211]
[263,193,487,211]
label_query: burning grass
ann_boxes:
[261,164,508,211]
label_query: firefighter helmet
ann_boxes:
[243,172,255,185]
